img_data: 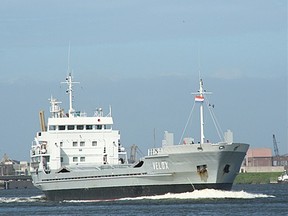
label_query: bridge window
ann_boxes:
[59,125,66,130]
[73,141,78,147]
[80,157,85,162]
[73,157,78,162]
[49,125,56,131]
[80,141,85,147]
[92,141,97,146]
[96,125,102,130]
[86,125,93,130]
[68,125,75,130]
[104,125,112,130]
[77,125,84,130]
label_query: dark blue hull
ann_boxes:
[44,183,233,201]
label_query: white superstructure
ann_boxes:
[31,73,127,174]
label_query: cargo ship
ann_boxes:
[30,73,249,201]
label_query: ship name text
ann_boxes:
[152,161,169,170]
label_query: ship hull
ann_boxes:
[32,143,249,201]
[44,183,233,201]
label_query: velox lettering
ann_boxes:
[152,161,169,170]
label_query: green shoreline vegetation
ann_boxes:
[234,172,282,184]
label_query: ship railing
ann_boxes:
[148,148,163,156]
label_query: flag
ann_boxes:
[195,95,204,102]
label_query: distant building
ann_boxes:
[0,154,30,176]
[241,148,287,173]
[245,148,273,167]
[14,161,30,176]
[0,154,15,176]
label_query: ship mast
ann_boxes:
[199,79,205,144]
[62,73,79,117]
[193,79,211,144]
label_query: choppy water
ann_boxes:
[0,184,286,216]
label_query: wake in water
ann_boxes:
[0,189,276,204]
[65,189,275,203]
[0,195,46,203]
[119,189,275,201]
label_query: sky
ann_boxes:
[0,1,287,161]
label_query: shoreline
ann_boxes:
[234,172,282,184]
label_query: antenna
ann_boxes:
[61,44,80,117]
[109,105,112,117]
[153,128,156,148]
[67,41,71,74]
[197,41,202,81]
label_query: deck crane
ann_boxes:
[273,134,280,166]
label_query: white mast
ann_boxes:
[192,79,211,144]
[61,44,80,117]
[62,73,79,117]
[199,79,205,144]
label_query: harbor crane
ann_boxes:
[273,134,280,166]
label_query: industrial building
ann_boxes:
[0,154,33,189]
[241,148,288,173]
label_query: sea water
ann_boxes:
[0,184,286,216]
